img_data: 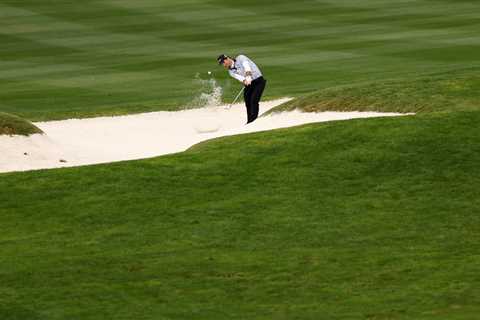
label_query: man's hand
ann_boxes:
[244,76,252,86]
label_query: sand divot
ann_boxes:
[193,116,222,133]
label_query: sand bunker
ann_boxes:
[0,98,411,173]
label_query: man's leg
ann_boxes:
[243,85,255,123]
[247,78,266,123]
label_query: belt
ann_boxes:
[252,76,265,83]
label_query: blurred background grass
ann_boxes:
[0,0,479,120]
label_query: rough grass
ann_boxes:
[267,68,480,114]
[1,111,479,319]
[0,112,42,136]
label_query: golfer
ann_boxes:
[217,54,266,123]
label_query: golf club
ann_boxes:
[225,87,244,110]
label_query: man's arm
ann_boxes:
[228,69,245,82]
[241,60,253,85]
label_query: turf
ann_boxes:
[0,112,42,136]
[2,0,479,318]
[1,0,480,120]
[267,67,480,114]
[1,111,479,319]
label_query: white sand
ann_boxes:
[0,98,411,173]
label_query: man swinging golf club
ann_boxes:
[217,54,266,124]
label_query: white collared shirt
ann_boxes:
[228,55,263,83]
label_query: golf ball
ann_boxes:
[208,71,212,75]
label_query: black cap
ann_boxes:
[217,54,228,65]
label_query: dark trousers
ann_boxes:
[244,77,266,123]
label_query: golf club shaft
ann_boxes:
[228,87,244,109]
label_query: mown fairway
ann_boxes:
[1,111,480,319]
[1,0,480,120]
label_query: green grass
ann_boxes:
[2,1,480,318]
[1,0,480,120]
[268,67,480,114]
[0,112,42,136]
[1,111,479,319]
